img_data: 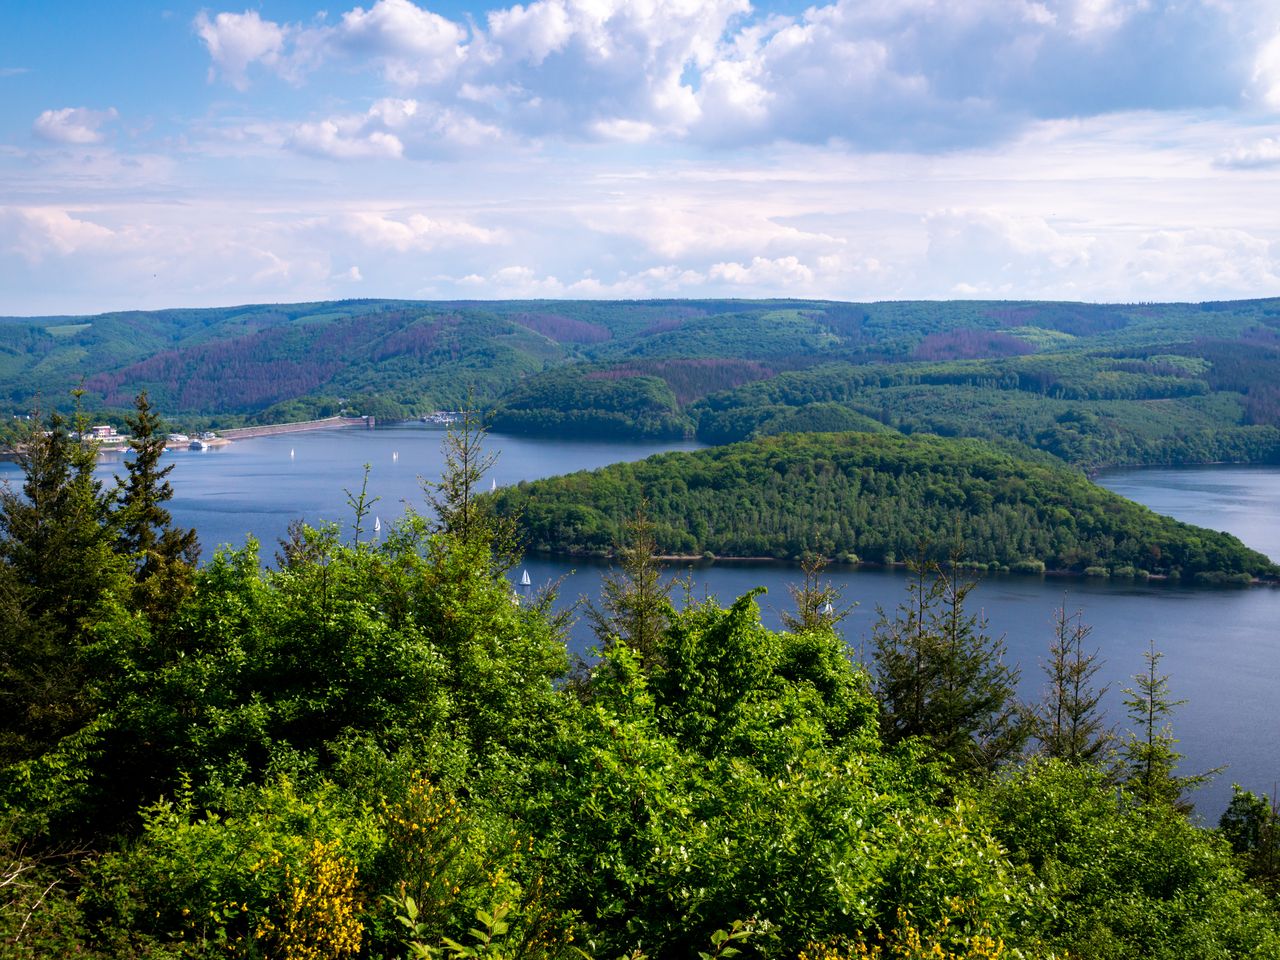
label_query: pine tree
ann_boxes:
[0,402,125,760]
[586,503,674,668]
[422,407,518,570]
[781,552,853,634]
[1120,640,1215,811]
[114,391,199,618]
[1037,603,1111,764]
[873,548,1027,773]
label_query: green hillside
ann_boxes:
[7,296,1280,471]
[489,431,1278,580]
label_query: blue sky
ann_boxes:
[2,0,1280,315]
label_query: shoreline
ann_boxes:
[525,550,1278,586]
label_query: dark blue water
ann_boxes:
[2,434,1277,819]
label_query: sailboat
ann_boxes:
[290,448,295,459]
[520,569,531,587]
[374,516,381,536]
[393,451,399,462]
[491,478,497,491]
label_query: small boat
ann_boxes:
[520,569,531,587]
[374,516,381,536]
[290,448,295,459]
[188,439,209,451]
[393,451,399,462]
[491,478,497,492]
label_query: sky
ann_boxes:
[2,0,1280,316]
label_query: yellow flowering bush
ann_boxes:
[257,838,363,960]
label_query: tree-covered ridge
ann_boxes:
[688,347,1280,468]
[487,369,690,439]
[486,358,778,438]
[489,431,1277,579]
[8,294,1280,469]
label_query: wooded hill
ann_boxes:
[7,296,1280,470]
[488,431,1278,580]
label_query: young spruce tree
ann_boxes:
[114,391,199,619]
[873,547,1027,774]
[586,502,674,668]
[1037,603,1111,765]
[781,552,853,634]
[1120,640,1216,811]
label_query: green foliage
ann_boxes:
[113,391,199,620]
[584,505,675,667]
[872,554,1027,774]
[489,370,691,440]
[984,759,1280,959]
[489,431,1277,579]
[1219,785,1280,893]
[4,388,1280,957]
[0,403,131,766]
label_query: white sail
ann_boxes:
[491,478,497,491]
[520,569,531,587]
[290,448,295,459]
[392,450,399,461]
[374,516,381,535]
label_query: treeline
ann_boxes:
[487,370,691,439]
[688,354,1280,469]
[489,432,1278,580]
[4,411,1280,959]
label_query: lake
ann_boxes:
[1,425,1277,818]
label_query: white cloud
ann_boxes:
[1123,228,1280,298]
[925,209,1093,294]
[1253,28,1280,109]
[194,10,286,90]
[584,204,844,260]
[1215,136,1280,170]
[708,255,814,287]
[289,121,405,160]
[0,207,117,263]
[1063,0,1150,37]
[343,211,506,251]
[32,106,118,144]
[187,0,1276,151]
[486,1,575,65]
[335,0,468,85]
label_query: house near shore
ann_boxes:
[91,425,124,441]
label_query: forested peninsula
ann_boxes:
[489,431,1277,580]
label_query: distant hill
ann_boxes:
[488,431,1279,581]
[6,296,1280,470]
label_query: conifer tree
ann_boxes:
[422,407,518,571]
[1037,603,1111,764]
[586,503,674,668]
[114,391,199,618]
[781,552,852,634]
[1120,640,1215,811]
[0,402,124,760]
[873,548,1027,773]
